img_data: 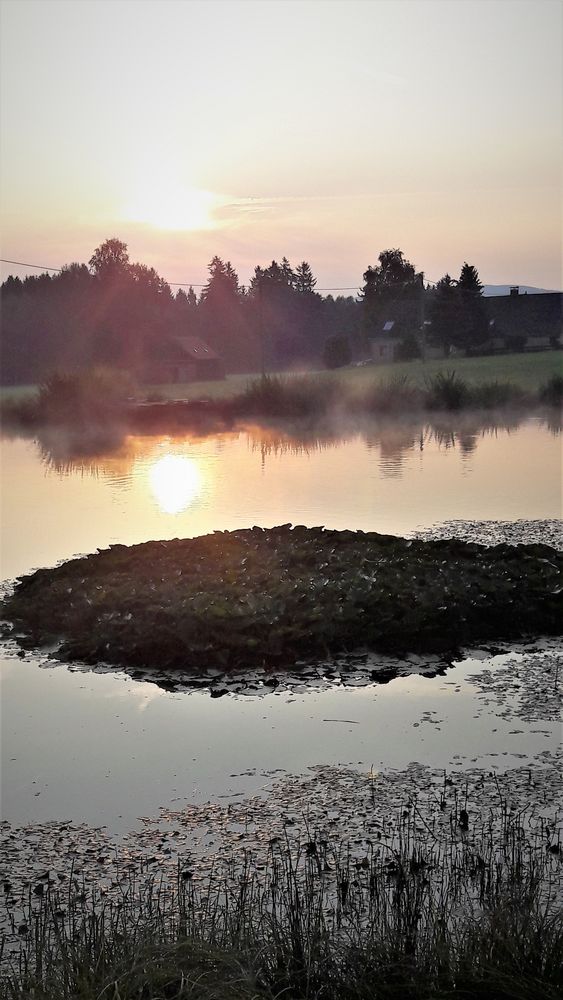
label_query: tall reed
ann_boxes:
[2,792,561,999]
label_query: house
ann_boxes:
[372,289,563,360]
[366,299,422,363]
[142,336,225,383]
[481,290,562,352]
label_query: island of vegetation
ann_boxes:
[2,526,561,675]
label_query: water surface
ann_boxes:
[1,415,561,834]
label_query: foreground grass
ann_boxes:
[2,795,561,999]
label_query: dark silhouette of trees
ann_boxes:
[362,249,423,305]
[457,262,488,350]
[294,261,317,294]
[89,238,130,279]
[361,249,425,357]
[427,264,488,354]
[0,244,358,381]
[201,256,240,307]
[361,249,424,335]
[247,257,325,366]
[198,256,265,371]
[0,241,500,384]
[428,274,459,354]
[458,262,483,297]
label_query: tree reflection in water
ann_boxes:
[17,411,559,481]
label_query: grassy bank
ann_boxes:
[1,368,562,444]
[146,349,563,400]
[2,787,561,1000]
[2,526,561,675]
[1,350,561,404]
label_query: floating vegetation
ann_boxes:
[415,518,563,552]
[466,644,562,723]
[1,526,562,677]
[1,756,562,998]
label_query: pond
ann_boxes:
[1,413,561,837]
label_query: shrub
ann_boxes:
[37,367,135,424]
[396,333,421,361]
[508,334,527,352]
[323,335,352,369]
[539,374,563,406]
[470,379,527,409]
[360,374,423,413]
[235,374,342,419]
[425,371,470,410]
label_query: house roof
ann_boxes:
[483,292,562,337]
[150,335,221,362]
[172,336,221,360]
[367,291,563,341]
[366,299,422,339]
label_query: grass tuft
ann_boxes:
[2,795,561,999]
[357,374,423,414]
[234,373,343,419]
[539,374,563,407]
[425,371,471,411]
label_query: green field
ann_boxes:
[1,350,561,404]
[146,349,563,400]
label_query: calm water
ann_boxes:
[1,415,561,833]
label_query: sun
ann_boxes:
[124,184,218,232]
[149,454,202,514]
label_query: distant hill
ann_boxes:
[483,284,560,297]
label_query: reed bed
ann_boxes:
[2,786,561,999]
[233,371,557,418]
[2,368,560,436]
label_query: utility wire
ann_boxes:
[1,258,63,273]
[0,257,438,291]
[0,257,364,292]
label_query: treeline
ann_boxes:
[0,240,490,384]
[361,249,489,358]
[0,239,361,383]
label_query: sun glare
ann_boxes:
[124,185,218,232]
[149,454,202,514]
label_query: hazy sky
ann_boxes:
[1,0,561,290]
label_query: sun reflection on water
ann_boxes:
[148,454,202,514]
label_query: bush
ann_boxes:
[360,374,423,413]
[425,371,470,411]
[539,374,563,406]
[470,379,527,409]
[235,374,342,419]
[508,334,527,352]
[37,367,135,424]
[323,335,352,369]
[396,333,421,361]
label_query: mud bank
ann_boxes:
[1,526,561,677]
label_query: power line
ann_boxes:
[0,258,207,286]
[0,257,364,292]
[0,256,439,292]
[1,258,63,273]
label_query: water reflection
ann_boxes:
[14,411,558,479]
[149,454,202,513]
[1,413,560,586]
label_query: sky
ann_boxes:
[0,0,561,291]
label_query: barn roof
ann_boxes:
[171,336,221,360]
